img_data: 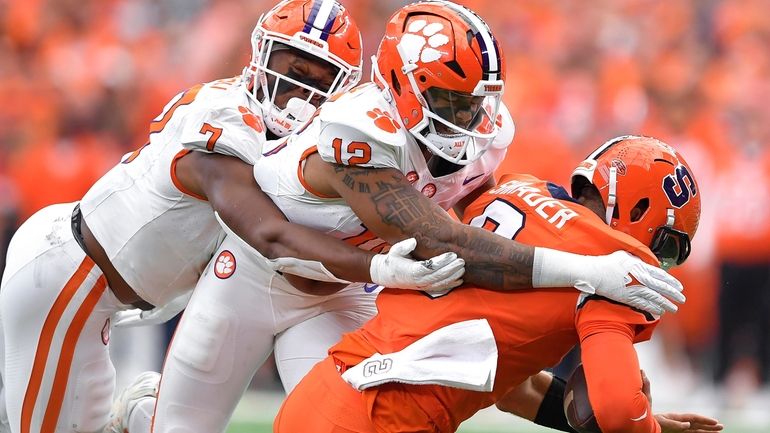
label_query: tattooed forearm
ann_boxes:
[329,163,535,290]
[413,219,534,290]
[372,181,431,229]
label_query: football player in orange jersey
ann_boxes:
[274,135,723,433]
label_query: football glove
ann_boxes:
[533,249,685,315]
[369,238,465,293]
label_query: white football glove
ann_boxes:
[533,249,685,315]
[113,292,192,328]
[369,238,465,293]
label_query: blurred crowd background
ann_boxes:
[2,0,769,425]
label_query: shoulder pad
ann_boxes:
[319,84,409,149]
[490,102,515,150]
[316,85,408,168]
[177,85,267,164]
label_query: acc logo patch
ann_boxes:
[406,171,419,184]
[214,250,236,279]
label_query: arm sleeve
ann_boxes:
[577,300,661,433]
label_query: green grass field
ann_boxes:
[225,391,766,433]
[226,420,762,433]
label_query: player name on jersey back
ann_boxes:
[489,179,578,229]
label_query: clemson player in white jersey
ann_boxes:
[116,2,689,433]
[0,2,470,433]
[257,1,685,309]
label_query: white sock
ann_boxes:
[127,397,156,433]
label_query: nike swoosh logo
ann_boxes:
[364,283,381,293]
[630,409,648,422]
[463,173,485,185]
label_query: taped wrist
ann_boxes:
[532,248,595,293]
[533,375,577,433]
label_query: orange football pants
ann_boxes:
[273,357,376,433]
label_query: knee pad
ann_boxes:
[172,305,235,382]
[70,358,116,433]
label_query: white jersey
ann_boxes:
[254,83,513,248]
[80,77,267,307]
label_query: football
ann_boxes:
[563,364,602,433]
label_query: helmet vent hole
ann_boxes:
[419,75,427,82]
[631,198,649,222]
[654,158,675,166]
[390,69,402,96]
[443,60,466,79]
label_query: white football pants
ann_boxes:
[148,235,378,433]
[0,203,128,433]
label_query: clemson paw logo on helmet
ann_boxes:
[214,250,236,279]
[399,19,450,64]
[367,108,401,133]
[239,106,265,133]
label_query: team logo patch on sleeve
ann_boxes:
[421,183,437,198]
[239,106,265,133]
[366,108,401,133]
[214,250,236,279]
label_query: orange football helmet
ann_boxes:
[372,0,506,165]
[243,0,362,136]
[571,136,701,269]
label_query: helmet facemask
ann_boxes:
[416,86,502,165]
[397,56,503,166]
[243,24,361,137]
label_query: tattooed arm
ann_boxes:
[301,153,685,313]
[302,153,535,290]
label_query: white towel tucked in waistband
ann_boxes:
[341,319,498,392]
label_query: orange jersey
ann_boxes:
[328,174,661,432]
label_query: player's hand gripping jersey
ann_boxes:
[79,77,267,306]
[280,174,662,433]
[254,83,514,247]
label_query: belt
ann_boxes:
[71,204,155,311]
[71,204,90,256]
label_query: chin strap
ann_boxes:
[665,208,675,227]
[605,166,617,225]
